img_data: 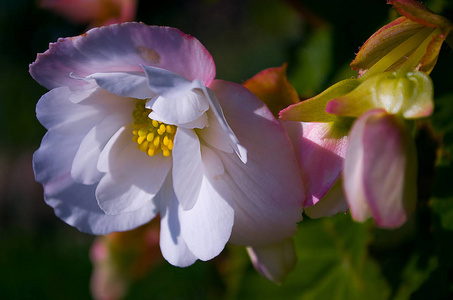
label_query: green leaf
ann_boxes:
[431,93,453,154]
[430,153,453,230]
[234,214,391,300]
[430,197,453,230]
[393,254,438,300]
[289,27,334,98]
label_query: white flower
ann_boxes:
[30,23,304,266]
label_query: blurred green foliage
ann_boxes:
[1,0,453,299]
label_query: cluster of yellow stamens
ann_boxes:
[132,100,176,157]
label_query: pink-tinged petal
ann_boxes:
[89,219,160,300]
[351,1,453,77]
[351,17,426,75]
[279,78,360,122]
[209,80,304,247]
[247,238,297,284]
[29,23,215,90]
[282,120,348,207]
[243,64,299,117]
[172,128,203,210]
[41,0,137,27]
[344,109,416,228]
[304,177,349,218]
[157,175,197,267]
[179,174,234,261]
[389,0,453,33]
[41,0,106,24]
[71,115,128,185]
[34,130,157,234]
[95,127,171,215]
[116,0,137,24]
[87,72,154,99]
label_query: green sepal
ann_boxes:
[279,78,360,122]
[326,71,433,119]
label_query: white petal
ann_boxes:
[97,126,129,173]
[34,130,84,186]
[304,177,349,218]
[177,113,208,129]
[95,128,171,215]
[202,85,246,162]
[172,128,203,210]
[247,238,297,284]
[198,108,234,153]
[157,175,198,267]
[34,130,157,234]
[209,80,304,247]
[142,65,193,97]
[36,87,104,135]
[68,83,98,103]
[147,90,209,126]
[87,72,154,99]
[179,175,234,261]
[71,115,127,184]
[220,159,302,247]
[201,145,224,177]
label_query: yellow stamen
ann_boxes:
[146,132,154,142]
[131,100,177,157]
[162,149,170,157]
[153,136,160,147]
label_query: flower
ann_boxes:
[243,64,299,118]
[279,78,354,212]
[281,70,432,228]
[90,220,161,300]
[30,23,304,266]
[326,71,431,227]
[241,65,302,283]
[40,0,137,27]
[246,238,296,285]
[280,0,448,227]
[351,0,453,78]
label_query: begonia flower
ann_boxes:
[351,0,453,79]
[326,71,430,228]
[241,65,301,283]
[90,220,161,300]
[279,78,355,211]
[246,238,296,284]
[243,64,299,118]
[280,0,447,228]
[40,0,137,27]
[30,23,304,267]
[282,70,432,228]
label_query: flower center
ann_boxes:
[132,100,176,157]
